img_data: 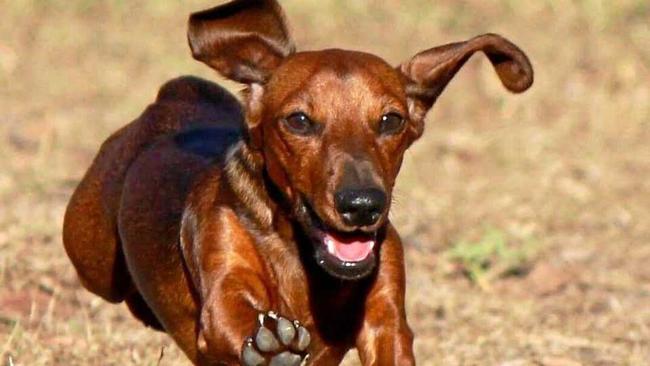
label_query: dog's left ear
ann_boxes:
[399,33,533,122]
[188,0,294,85]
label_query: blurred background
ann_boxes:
[1,0,649,365]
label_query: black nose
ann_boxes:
[334,188,386,227]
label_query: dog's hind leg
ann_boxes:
[63,155,134,303]
[64,174,164,331]
[125,291,164,331]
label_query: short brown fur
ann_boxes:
[63,1,533,364]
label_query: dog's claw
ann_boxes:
[276,317,296,346]
[243,338,266,366]
[269,351,302,366]
[256,326,281,352]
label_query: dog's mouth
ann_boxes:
[296,199,378,280]
[322,231,375,263]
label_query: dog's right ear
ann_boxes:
[188,0,295,85]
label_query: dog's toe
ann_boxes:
[255,325,281,352]
[242,338,266,366]
[269,351,302,366]
[294,325,311,352]
[276,317,296,346]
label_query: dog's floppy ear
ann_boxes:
[188,0,295,84]
[399,33,533,121]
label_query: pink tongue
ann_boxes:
[324,233,374,262]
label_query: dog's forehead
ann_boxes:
[265,49,406,109]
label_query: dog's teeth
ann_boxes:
[324,237,336,255]
[255,326,281,352]
[242,340,265,366]
[277,317,296,345]
[269,351,302,366]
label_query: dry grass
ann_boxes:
[1,0,649,365]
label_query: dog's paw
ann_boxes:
[241,311,311,366]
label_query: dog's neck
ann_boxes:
[224,140,314,278]
[223,140,298,235]
[223,141,277,231]
[223,140,320,259]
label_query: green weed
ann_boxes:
[447,227,538,290]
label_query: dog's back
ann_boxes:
[62,76,243,318]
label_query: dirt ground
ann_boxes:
[1,1,649,365]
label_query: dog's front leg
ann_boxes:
[197,270,268,364]
[356,227,415,366]
[197,272,310,365]
[183,207,310,365]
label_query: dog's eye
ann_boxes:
[283,112,315,135]
[378,113,405,135]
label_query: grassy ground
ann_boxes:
[1,0,649,365]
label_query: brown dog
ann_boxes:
[63,0,533,364]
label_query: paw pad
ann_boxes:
[241,311,311,366]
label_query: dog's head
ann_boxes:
[188,0,533,280]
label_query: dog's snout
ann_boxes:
[334,188,386,227]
